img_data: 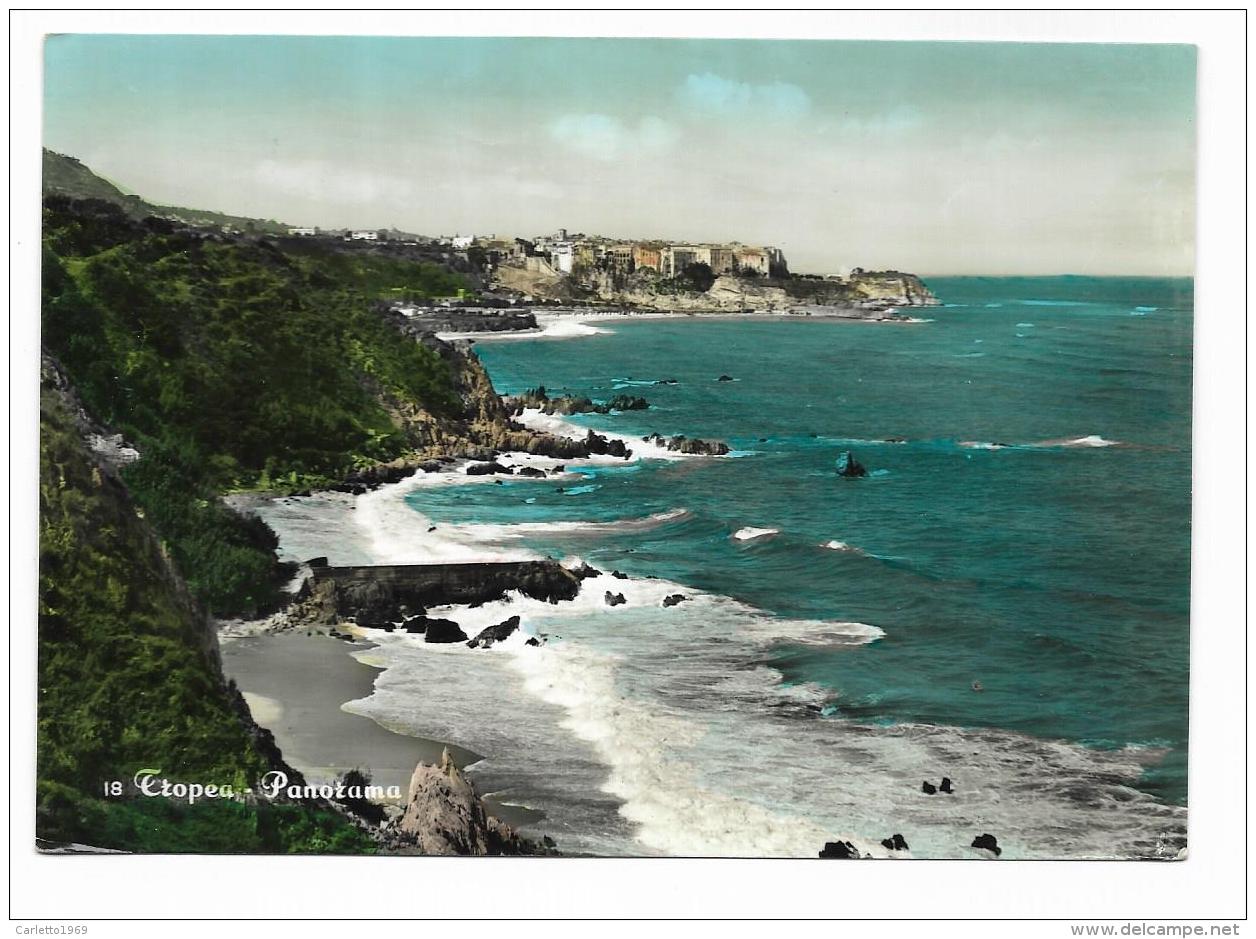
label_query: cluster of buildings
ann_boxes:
[286,226,417,243]
[284,224,789,281]
[518,229,788,279]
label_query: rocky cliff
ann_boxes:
[490,259,936,312]
[36,358,380,852]
[358,319,596,466]
[840,269,939,307]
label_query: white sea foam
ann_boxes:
[262,450,1180,860]
[516,408,696,463]
[534,318,613,339]
[732,526,779,542]
[959,435,1123,452]
[1041,434,1122,448]
[439,317,612,343]
[346,563,1180,858]
[821,539,866,555]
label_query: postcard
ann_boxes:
[37,32,1195,864]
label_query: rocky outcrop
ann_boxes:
[835,451,868,478]
[881,834,909,851]
[971,834,1001,856]
[467,615,520,649]
[301,560,582,628]
[843,269,938,307]
[423,618,468,643]
[642,432,730,456]
[493,261,936,314]
[604,591,627,607]
[819,840,863,859]
[584,430,631,459]
[466,461,510,476]
[508,386,649,416]
[386,750,554,856]
[662,594,689,608]
[779,270,938,309]
[363,331,596,467]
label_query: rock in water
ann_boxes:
[514,466,546,478]
[584,429,631,459]
[662,594,689,608]
[880,834,910,851]
[466,461,510,476]
[604,591,627,607]
[716,374,735,382]
[835,450,868,478]
[423,618,468,643]
[939,777,953,794]
[922,780,937,795]
[568,562,603,580]
[971,833,1001,856]
[818,840,860,859]
[467,615,521,649]
[389,750,536,855]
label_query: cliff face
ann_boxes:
[369,318,592,462]
[842,270,939,307]
[36,362,371,851]
[491,260,937,312]
[777,270,939,308]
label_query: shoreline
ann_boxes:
[220,316,1186,859]
[435,306,934,341]
[219,627,546,830]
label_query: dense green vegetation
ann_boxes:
[38,783,375,854]
[42,196,469,615]
[38,389,374,853]
[36,163,474,854]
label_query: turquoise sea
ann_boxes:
[283,276,1192,858]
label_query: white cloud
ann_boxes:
[254,158,416,205]
[678,73,811,119]
[549,113,678,160]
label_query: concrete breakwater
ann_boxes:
[303,558,581,627]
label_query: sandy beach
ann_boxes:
[219,629,542,828]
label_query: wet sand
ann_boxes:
[219,630,541,827]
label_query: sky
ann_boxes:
[43,35,1196,275]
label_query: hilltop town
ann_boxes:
[41,149,936,326]
[284,224,938,319]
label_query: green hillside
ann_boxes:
[42,194,468,616]
[35,156,488,852]
[38,381,374,853]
